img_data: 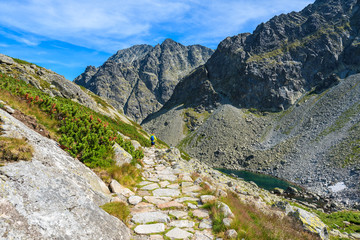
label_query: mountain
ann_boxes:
[142,0,360,208]
[74,39,214,122]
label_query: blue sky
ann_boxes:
[0,0,313,81]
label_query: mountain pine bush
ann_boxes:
[0,72,146,168]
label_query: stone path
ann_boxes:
[112,147,331,240]
[127,148,218,240]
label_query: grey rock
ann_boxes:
[113,143,133,166]
[169,220,195,228]
[0,109,130,239]
[109,179,134,197]
[131,140,141,150]
[200,195,216,204]
[218,202,235,218]
[141,183,160,191]
[0,54,15,65]
[4,105,15,114]
[169,210,188,219]
[131,211,170,224]
[225,229,238,239]
[165,227,193,239]
[291,207,329,240]
[128,196,143,205]
[222,218,233,227]
[152,188,181,197]
[134,223,165,234]
[199,219,213,229]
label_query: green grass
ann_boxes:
[12,57,41,68]
[214,192,319,239]
[315,210,360,234]
[0,137,34,163]
[100,202,130,223]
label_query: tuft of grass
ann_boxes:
[100,202,130,224]
[106,162,143,190]
[216,191,319,239]
[12,57,41,68]
[0,90,59,139]
[0,137,33,163]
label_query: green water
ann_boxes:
[218,168,298,191]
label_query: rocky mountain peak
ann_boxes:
[160,0,360,112]
[74,40,214,122]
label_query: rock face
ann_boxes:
[163,0,360,112]
[74,39,214,122]
[0,109,130,239]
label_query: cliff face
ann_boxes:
[74,39,214,122]
[163,0,359,112]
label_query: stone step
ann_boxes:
[134,223,165,234]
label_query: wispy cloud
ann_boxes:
[0,0,313,52]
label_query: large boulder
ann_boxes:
[0,109,130,239]
[113,143,133,166]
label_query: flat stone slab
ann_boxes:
[134,223,165,234]
[180,182,193,187]
[158,174,177,182]
[139,181,153,186]
[175,197,199,203]
[179,174,193,182]
[131,211,170,224]
[159,181,170,188]
[199,219,212,229]
[157,201,184,209]
[200,195,216,204]
[130,202,155,214]
[165,227,193,239]
[169,220,195,228]
[141,183,160,191]
[153,188,181,197]
[169,210,188,219]
[128,196,143,205]
[137,190,151,196]
[167,183,180,189]
[192,209,210,219]
[144,196,173,205]
[182,185,202,193]
[149,235,164,240]
[193,230,214,240]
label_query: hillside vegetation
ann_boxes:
[0,71,147,169]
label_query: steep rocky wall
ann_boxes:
[0,109,130,239]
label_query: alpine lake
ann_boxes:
[217,168,301,192]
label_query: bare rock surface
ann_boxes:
[0,109,130,240]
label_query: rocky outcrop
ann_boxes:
[74,39,214,122]
[0,108,130,239]
[0,54,99,111]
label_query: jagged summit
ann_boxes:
[74,39,214,122]
[161,0,359,112]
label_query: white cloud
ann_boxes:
[0,0,313,52]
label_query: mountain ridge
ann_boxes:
[74,39,214,122]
